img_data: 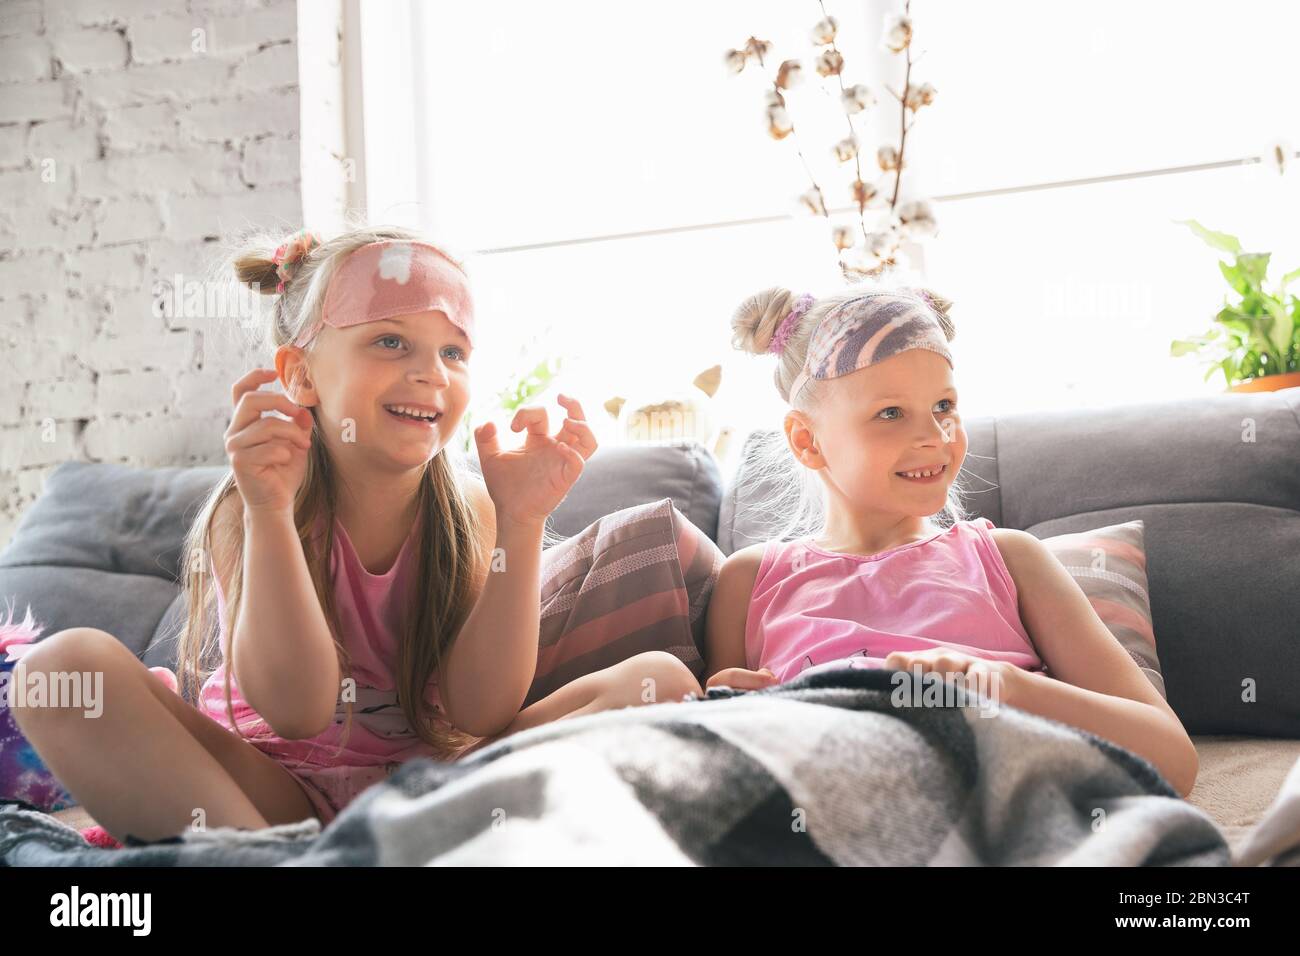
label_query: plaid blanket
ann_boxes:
[0,667,1235,866]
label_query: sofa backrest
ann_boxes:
[718,388,1300,737]
[0,463,227,670]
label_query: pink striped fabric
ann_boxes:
[524,497,723,708]
[1038,519,1164,698]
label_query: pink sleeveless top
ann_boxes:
[745,517,1047,683]
[198,512,448,771]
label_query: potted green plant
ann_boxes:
[1170,220,1300,392]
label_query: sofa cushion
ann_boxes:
[0,462,226,581]
[0,565,183,662]
[526,497,723,708]
[1038,519,1163,698]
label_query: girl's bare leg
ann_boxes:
[12,627,318,843]
[460,650,703,757]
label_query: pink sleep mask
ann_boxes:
[293,240,475,349]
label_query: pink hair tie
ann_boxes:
[768,292,815,355]
[270,230,321,293]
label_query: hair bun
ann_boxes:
[233,229,321,295]
[232,252,280,295]
[269,231,321,293]
[730,286,797,356]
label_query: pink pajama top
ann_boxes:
[199,513,448,772]
[745,517,1048,683]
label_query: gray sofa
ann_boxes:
[3,389,1299,746]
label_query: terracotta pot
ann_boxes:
[1228,370,1300,393]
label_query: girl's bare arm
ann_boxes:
[441,396,597,738]
[993,528,1199,797]
[234,504,340,739]
[707,546,764,681]
[216,369,339,741]
[438,475,552,737]
[212,494,340,740]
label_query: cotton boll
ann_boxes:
[904,81,937,111]
[877,144,902,171]
[798,188,828,216]
[811,16,838,46]
[898,200,938,238]
[833,135,858,163]
[724,48,748,74]
[841,83,876,114]
[767,105,793,139]
[815,49,844,77]
[851,179,878,206]
[842,247,885,279]
[776,59,804,90]
[866,229,900,258]
[744,37,772,62]
[832,224,856,250]
[883,13,913,53]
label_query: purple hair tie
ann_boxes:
[768,292,815,355]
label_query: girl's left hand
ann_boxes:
[882,647,1020,706]
[473,394,598,528]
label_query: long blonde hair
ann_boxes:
[173,224,486,761]
[728,278,973,544]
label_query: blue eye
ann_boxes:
[877,398,957,421]
[373,337,467,362]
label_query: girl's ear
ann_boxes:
[274,344,318,406]
[784,411,825,470]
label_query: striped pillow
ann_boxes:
[1039,519,1164,698]
[524,497,723,708]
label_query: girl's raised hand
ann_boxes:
[473,394,597,529]
[225,367,314,517]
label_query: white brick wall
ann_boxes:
[0,0,305,550]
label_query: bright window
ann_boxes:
[357,0,1300,469]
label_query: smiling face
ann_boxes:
[280,309,472,472]
[788,348,967,528]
